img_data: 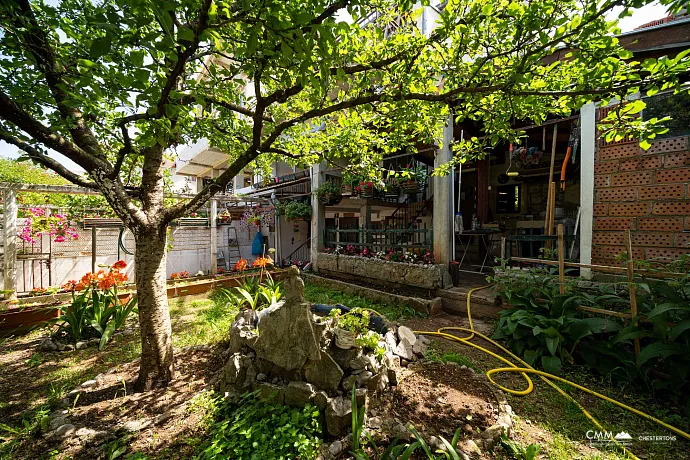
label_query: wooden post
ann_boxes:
[91,226,97,273]
[3,189,18,300]
[624,230,641,358]
[557,224,565,294]
[548,124,558,180]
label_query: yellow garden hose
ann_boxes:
[403,285,690,459]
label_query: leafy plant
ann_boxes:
[276,200,312,221]
[316,180,342,202]
[48,261,137,348]
[216,274,283,311]
[200,392,322,459]
[499,430,541,460]
[330,307,370,334]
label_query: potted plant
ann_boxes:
[357,180,375,198]
[384,178,400,198]
[316,181,342,206]
[217,210,231,224]
[329,307,370,349]
[341,172,356,196]
[400,163,428,194]
[284,201,312,221]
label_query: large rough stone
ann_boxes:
[304,352,344,393]
[219,353,252,392]
[284,381,316,407]
[330,346,360,370]
[393,339,415,361]
[284,266,305,301]
[397,326,417,346]
[325,396,352,437]
[253,299,320,370]
[228,325,259,354]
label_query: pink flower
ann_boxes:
[54,236,65,242]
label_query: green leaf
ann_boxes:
[89,36,112,59]
[669,319,690,341]
[523,349,539,366]
[637,343,680,367]
[177,26,195,42]
[647,302,688,319]
[541,355,562,375]
[77,59,97,68]
[545,336,558,356]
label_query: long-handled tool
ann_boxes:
[561,121,580,191]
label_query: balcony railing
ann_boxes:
[324,224,433,254]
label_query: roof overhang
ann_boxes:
[176,147,229,177]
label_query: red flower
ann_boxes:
[112,260,127,270]
[356,186,361,191]
[406,164,411,168]
[360,181,365,185]
[367,181,372,187]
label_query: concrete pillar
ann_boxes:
[432,114,454,265]
[310,163,326,271]
[3,189,18,300]
[579,103,596,279]
[210,198,218,275]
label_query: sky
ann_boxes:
[0,1,672,174]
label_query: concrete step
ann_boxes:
[434,286,504,320]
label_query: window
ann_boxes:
[642,91,690,139]
[496,184,520,214]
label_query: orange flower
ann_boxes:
[62,280,77,291]
[252,257,272,268]
[233,258,248,271]
[98,277,115,290]
[112,260,127,270]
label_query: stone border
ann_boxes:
[317,253,453,290]
[303,273,442,316]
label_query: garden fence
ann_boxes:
[323,223,433,254]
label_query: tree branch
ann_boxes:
[0,128,98,189]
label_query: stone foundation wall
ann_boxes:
[316,253,452,290]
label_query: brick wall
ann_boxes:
[592,135,690,265]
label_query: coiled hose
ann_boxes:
[375,285,690,459]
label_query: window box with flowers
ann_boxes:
[356,180,376,199]
[340,172,357,196]
[316,181,342,206]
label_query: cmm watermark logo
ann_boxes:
[586,430,633,446]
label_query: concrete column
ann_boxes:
[3,189,18,300]
[432,114,454,265]
[310,163,326,271]
[579,103,596,279]
[210,198,218,275]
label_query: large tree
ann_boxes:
[0,0,687,390]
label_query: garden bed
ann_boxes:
[0,270,286,336]
[316,253,453,290]
[302,273,441,316]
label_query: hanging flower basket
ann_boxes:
[316,181,343,206]
[319,192,342,206]
[401,179,420,194]
[384,184,400,198]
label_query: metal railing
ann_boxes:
[282,240,311,266]
[324,224,433,254]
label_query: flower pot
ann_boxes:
[319,192,342,206]
[334,328,356,349]
[359,186,374,199]
[341,184,353,196]
[384,186,400,198]
[401,180,420,194]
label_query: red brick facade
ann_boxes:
[592,135,690,265]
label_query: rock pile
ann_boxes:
[217,266,429,436]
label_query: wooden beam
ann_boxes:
[557,224,565,294]
[624,230,641,358]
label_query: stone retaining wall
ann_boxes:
[316,253,452,290]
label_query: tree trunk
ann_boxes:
[133,225,174,391]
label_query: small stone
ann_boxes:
[49,416,68,431]
[123,419,151,432]
[256,373,267,382]
[313,391,329,410]
[390,422,411,441]
[75,341,88,350]
[357,370,373,385]
[396,326,417,346]
[354,388,368,410]
[154,411,173,425]
[367,416,382,429]
[67,389,81,396]
[342,375,358,391]
[384,331,397,350]
[75,427,97,438]
[464,424,473,433]
[88,338,101,347]
[284,381,315,407]
[394,339,415,360]
[328,440,344,456]
[418,334,431,346]
[256,383,285,405]
[325,397,352,437]
[63,344,75,351]
[81,379,97,388]
[40,338,57,351]
[412,341,428,357]
[55,424,76,437]
[464,439,481,455]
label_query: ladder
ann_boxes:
[226,226,242,265]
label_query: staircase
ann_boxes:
[386,195,433,229]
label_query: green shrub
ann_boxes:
[200,393,322,459]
